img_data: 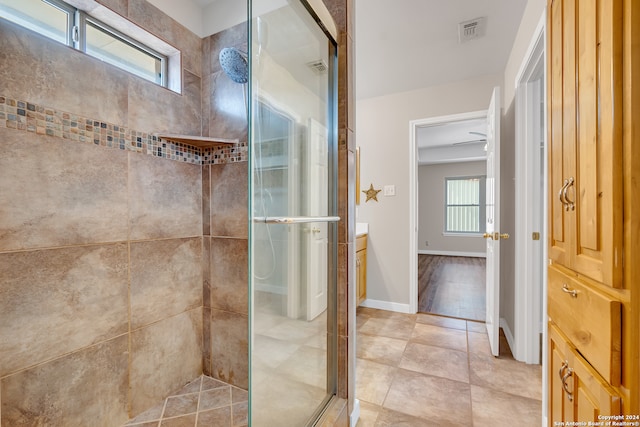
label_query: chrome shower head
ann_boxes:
[219,47,248,84]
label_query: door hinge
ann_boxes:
[532,232,540,241]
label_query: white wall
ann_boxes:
[499,0,545,337]
[356,73,502,307]
[147,0,204,36]
[418,161,487,255]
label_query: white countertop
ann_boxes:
[356,222,368,237]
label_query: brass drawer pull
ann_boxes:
[558,180,569,207]
[558,360,568,380]
[562,283,578,298]
[561,365,574,401]
[563,177,575,211]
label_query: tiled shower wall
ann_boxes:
[0,0,351,424]
[201,22,250,390]
[0,2,213,424]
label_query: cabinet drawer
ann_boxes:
[356,234,367,252]
[547,265,621,385]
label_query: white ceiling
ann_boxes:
[355,0,526,163]
[355,0,527,100]
[155,0,528,162]
[417,118,488,165]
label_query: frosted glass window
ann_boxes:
[85,20,163,85]
[445,176,486,233]
[0,0,72,45]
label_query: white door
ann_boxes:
[485,86,502,356]
[306,118,329,320]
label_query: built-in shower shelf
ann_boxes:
[155,134,239,148]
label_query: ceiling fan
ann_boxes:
[452,131,487,145]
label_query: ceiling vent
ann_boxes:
[458,17,487,43]
[307,59,328,74]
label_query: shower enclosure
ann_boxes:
[248,0,338,425]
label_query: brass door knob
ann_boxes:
[483,232,509,240]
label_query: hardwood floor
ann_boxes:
[418,255,486,321]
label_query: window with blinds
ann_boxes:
[445,176,486,234]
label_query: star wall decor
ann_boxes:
[362,183,381,202]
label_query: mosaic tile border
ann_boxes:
[0,96,247,165]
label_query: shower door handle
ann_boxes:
[254,216,341,224]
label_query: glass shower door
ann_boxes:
[248,0,338,425]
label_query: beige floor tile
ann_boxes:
[359,316,417,341]
[355,359,397,406]
[470,385,541,427]
[410,322,468,352]
[163,393,199,418]
[276,345,327,388]
[356,401,381,427]
[416,313,467,331]
[399,342,469,383]
[196,407,230,427]
[159,413,196,427]
[357,334,407,367]
[468,352,543,400]
[383,369,472,425]
[466,320,487,333]
[468,330,492,355]
[374,408,442,427]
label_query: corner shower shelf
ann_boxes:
[155,134,239,148]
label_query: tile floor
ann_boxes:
[123,375,247,427]
[355,307,542,427]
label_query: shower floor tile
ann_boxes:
[123,375,247,427]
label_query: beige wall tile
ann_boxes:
[95,0,128,17]
[210,162,248,238]
[210,238,248,314]
[202,165,211,235]
[208,72,248,141]
[127,1,202,75]
[211,309,248,389]
[127,73,201,135]
[207,22,247,76]
[130,308,203,415]
[0,243,129,377]
[130,237,203,330]
[129,153,202,240]
[0,335,129,427]
[0,21,129,126]
[0,129,129,251]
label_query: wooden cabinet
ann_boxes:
[547,0,623,288]
[356,234,367,306]
[546,0,639,420]
[549,324,621,423]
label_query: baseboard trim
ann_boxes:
[500,317,516,355]
[418,250,486,258]
[350,399,360,426]
[359,299,414,314]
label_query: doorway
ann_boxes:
[411,111,489,324]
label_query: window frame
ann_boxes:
[78,12,167,86]
[1,0,168,88]
[443,175,487,235]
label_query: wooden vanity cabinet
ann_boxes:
[356,234,367,306]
